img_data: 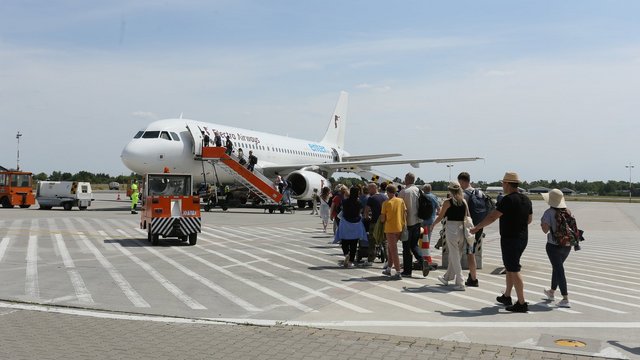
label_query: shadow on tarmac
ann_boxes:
[105,238,191,247]
[608,340,640,356]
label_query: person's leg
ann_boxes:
[467,231,482,281]
[409,224,423,263]
[557,246,571,297]
[546,243,560,291]
[349,240,358,263]
[387,233,401,273]
[511,271,525,304]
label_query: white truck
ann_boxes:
[36,181,93,210]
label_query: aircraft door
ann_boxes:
[185,122,204,157]
[331,148,340,162]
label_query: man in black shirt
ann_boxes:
[471,172,532,312]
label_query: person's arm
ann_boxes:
[470,209,502,234]
[433,200,450,225]
[527,214,532,225]
[541,222,550,234]
[364,205,372,221]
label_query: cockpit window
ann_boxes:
[134,131,144,139]
[160,131,171,141]
[142,131,160,139]
[170,132,180,141]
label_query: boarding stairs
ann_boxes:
[199,147,283,205]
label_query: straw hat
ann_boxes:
[448,181,461,191]
[502,171,521,184]
[542,189,567,209]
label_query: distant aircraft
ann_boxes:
[121,91,481,206]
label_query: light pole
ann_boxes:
[446,164,454,182]
[16,131,22,171]
[626,164,634,203]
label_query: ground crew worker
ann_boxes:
[131,180,139,214]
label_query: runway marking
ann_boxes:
[479,255,627,314]
[208,226,430,313]
[53,234,94,304]
[107,230,206,310]
[198,230,371,314]
[25,235,39,299]
[130,228,261,313]
[172,246,316,313]
[0,237,10,263]
[72,229,149,308]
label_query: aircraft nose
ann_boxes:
[121,140,150,172]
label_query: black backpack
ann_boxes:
[417,190,434,220]
[465,189,495,225]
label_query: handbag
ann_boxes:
[463,216,475,246]
[400,226,408,242]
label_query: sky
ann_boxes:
[1,1,639,184]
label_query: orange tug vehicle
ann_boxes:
[140,172,201,246]
[0,170,35,208]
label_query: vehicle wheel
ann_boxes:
[147,227,152,242]
[279,207,285,214]
[222,205,228,211]
[19,205,31,209]
[79,206,87,211]
[240,197,247,205]
[188,233,197,246]
[179,235,187,242]
[1,197,12,208]
[297,200,306,209]
[39,205,52,210]
[63,202,72,211]
[268,208,274,214]
[152,234,160,246]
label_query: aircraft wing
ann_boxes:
[262,156,483,174]
[341,153,402,161]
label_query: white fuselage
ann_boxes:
[121,119,347,186]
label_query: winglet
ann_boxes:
[320,91,348,149]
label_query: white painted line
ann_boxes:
[131,228,261,313]
[25,235,39,298]
[0,237,10,263]
[0,301,230,325]
[108,230,206,310]
[207,226,430,313]
[198,231,371,314]
[54,234,94,304]
[173,246,316,313]
[77,233,149,308]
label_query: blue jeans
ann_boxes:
[402,223,423,274]
[546,242,571,295]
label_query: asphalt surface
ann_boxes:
[0,192,638,359]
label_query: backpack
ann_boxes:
[417,190,434,220]
[553,209,582,247]
[465,189,495,225]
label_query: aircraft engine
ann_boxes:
[286,170,330,200]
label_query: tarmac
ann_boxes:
[0,192,639,359]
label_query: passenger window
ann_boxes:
[134,131,144,139]
[160,131,171,141]
[142,131,160,139]
[170,132,180,141]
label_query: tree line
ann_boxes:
[30,171,638,197]
[330,177,638,197]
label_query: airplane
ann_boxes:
[121,91,481,207]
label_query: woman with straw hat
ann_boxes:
[541,189,574,308]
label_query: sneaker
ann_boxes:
[496,294,513,306]
[389,273,402,280]
[437,276,449,286]
[543,289,555,301]
[452,285,466,291]
[381,268,391,276]
[400,272,412,278]
[361,261,372,267]
[506,301,528,313]
[557,299,571,308]
[345,263,355,269]
[465,274,479,287]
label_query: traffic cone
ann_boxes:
[420,226,432,265]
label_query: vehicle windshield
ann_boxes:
[10,174,31,187]
[147,175,191,196]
